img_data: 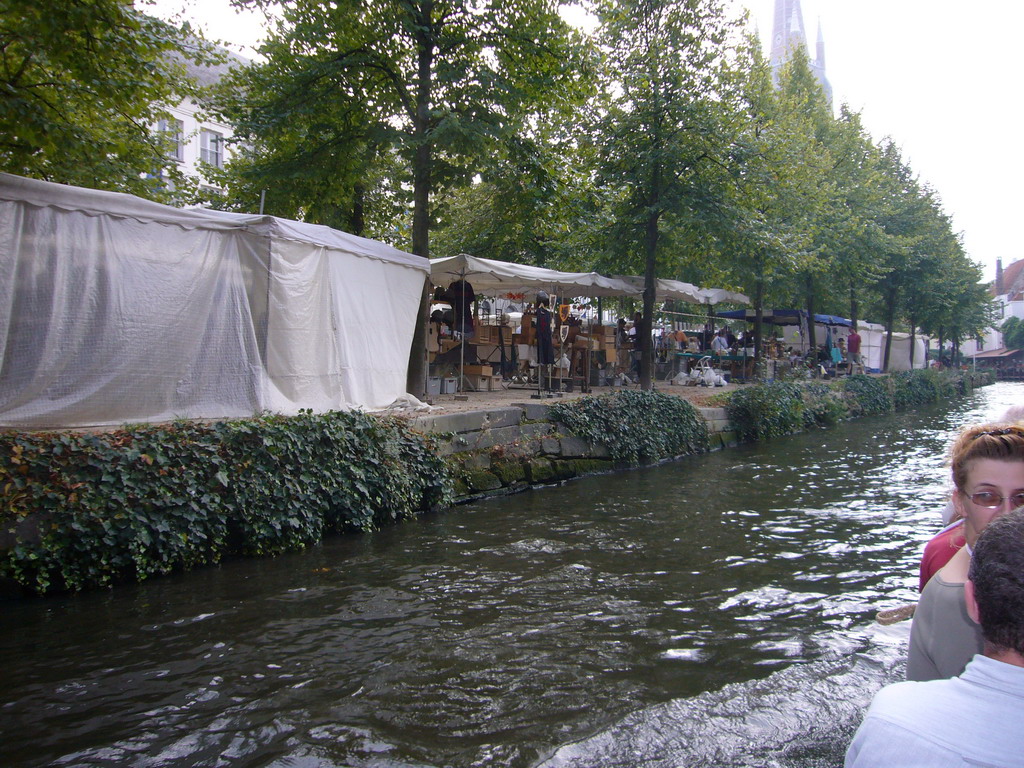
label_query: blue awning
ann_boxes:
[716,309,852,327]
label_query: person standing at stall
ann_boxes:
[847,324,864,374]
[614,317,630,380]
[536,291,555,390]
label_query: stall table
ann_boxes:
[675,351,755,382]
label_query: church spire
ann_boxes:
[816,18,826,70]
[768,0,833,107]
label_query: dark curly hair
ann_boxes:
[968,506,1024,655]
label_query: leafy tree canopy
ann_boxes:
[0,0,208,198]
[1003,316,1024,351]
[216,0,591,247]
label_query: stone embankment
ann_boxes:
[410,402,735,502]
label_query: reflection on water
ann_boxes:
[1,382,1021,768]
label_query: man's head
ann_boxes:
[966,506,1024,657]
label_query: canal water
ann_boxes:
[2,382,1021,768]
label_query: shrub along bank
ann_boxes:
[549,389,710,465]
[1,410,453,594]
[725,368,991,442]
[1,370,991,595]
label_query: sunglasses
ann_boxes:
[968,491,1024,509]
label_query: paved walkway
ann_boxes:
[403,380,744,416]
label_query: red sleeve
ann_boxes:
[918,523,966,591]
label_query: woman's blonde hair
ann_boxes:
[949,423,1024,492]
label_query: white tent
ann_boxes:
[775,320,928,371]
[430,253,640,297]
[613,275,704,304]
[698,287,750,305]
[0,173,428,428]
[859,322,929,371]
[611,276,750,306]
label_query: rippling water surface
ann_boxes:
[2,382,1021,768]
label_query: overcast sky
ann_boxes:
[148,0,1021,283]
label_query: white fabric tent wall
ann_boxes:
[0,173,427,428]
[885,333,928,371]
[860,322,887,372]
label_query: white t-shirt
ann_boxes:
[846,655,1024,767]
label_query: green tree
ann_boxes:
[769,48,838,357]
[0,0,204,198]
[900,198,990,368]
[218,0,587,395]
[431,112,596,266]
[591,0,743,389]
[1003,316,1024,351]
[861,140,931,371]
[820,108,893,328]
[718,40,824,364]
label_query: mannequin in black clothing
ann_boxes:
[447,279,476,339]
[536,291,555,390]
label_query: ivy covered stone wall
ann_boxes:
[1,371,992,595]
[411,390,719,502]
[1,411,453,594]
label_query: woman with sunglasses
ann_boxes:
[906,423,1024,681]
[917,406,1024,592]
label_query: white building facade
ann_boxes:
[154,51,247,196]
[156,97,234,190]
[960,257,1024,357]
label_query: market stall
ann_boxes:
[612,276,751,380]
[429,254,640,395]
[714,309,853,378]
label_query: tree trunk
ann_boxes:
[804,272,817,375]
[349,181,365,236]
[640,205,659,391]
[882,285,898,372]
[639,150,662,391]
[405,14,435,398]
[753,274,765,377]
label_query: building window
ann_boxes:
[200,129,224,168]
[157,118,184,162]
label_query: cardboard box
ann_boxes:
[463,363,492,376]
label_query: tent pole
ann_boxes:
[534,290,545,398]
[458,266,467,395]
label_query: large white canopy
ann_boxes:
[0,173,428,428]
[698,287,750,305]
[430,253,640,298]
[613,275,705,304]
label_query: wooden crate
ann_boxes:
[464,376,495,393]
